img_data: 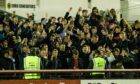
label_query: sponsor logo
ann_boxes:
[7,3,35,9]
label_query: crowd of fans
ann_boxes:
[0,7,140,78]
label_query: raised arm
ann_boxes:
[64,7,72,19]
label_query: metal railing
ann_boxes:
[0,69,140,73]
[0,69,140,79]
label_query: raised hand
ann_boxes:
[68,7,73,12]
[78,7,82,12]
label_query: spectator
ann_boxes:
[89,7,100,27]
[23,47,41,79]
[0,6,140,79]
[111,48,124,78]
[0,24,5,42]
[121,48,135,78]
[88,50,107,79]
[68,49,83,78]
[0,50,15,79]
[68,49,83,69]
[50,49,61,69]
[80,45,91,69]
[40,46,50,69]
[0,50,15,70]
[58,43,69,69]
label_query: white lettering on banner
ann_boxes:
[81,80,140,84]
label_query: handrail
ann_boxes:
[0,69,140,73]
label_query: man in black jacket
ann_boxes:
[79,45,91,69]
[50,49,61,69]
[50,49,61,78]
[121,48,135,78]
[0,50,15,79]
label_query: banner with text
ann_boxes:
[81,79,140,84]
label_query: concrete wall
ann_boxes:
[5,0,120,21]
[121,0,129,20]
[0,0,5,10]
[127,0,140,21]
[40,0,120,19]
